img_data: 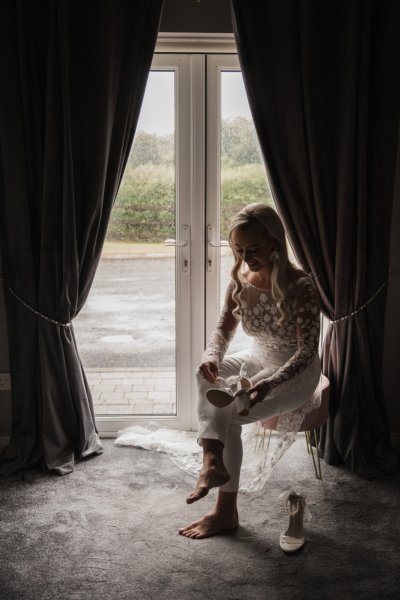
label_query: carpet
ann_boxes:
[0,438,399,600]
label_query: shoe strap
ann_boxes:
[279,490,312,522]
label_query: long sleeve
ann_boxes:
[264,278,320,392]
[201,280,239,368]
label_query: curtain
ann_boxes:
[0,0,164,475]
[231,0,400,477]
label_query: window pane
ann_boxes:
[74,71,177,417]
[219,71,273,353]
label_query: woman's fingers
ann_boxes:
[199,363,218,383]
[247,384,266,407]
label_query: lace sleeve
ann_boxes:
[201,280,239,368]
[265,278,320,392]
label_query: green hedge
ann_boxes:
[107,163,273,242]
[220,164,273,238]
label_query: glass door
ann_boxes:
[205,55,273,352]
[75,53,273,435]
[75,55,197,434]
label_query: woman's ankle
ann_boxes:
[215,491,238,515]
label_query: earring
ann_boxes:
[270,249,280,262]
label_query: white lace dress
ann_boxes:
[116,273,322,492]
[199,272,322,490]
[202,272,321,424]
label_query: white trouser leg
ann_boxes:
[196,351,263,443]
[197,352,321,492]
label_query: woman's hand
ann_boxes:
[247,380,271,409]
[198,361,219,384]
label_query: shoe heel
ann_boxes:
[279,492,307,553]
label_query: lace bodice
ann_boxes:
[202,272,320,394]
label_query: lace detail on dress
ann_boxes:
[201,280,238,367]
[240,275,320,393]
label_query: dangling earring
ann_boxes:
[270,248,280,262]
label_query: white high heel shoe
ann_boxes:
[206,376,252,415]
[279,491,312,553]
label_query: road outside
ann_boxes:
[73,244,248,370]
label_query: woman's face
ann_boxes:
[231,223,276,272]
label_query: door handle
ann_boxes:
[207,225,229,273]
[207,240,229,247]
[164,239,188,247]
[164,224,190,274]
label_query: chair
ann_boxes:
[260,374,330,479]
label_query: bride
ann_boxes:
[179,203,321,546]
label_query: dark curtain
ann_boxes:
[0,0,164,475]
[231,0,400,477]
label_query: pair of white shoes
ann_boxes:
[279,491,312,553]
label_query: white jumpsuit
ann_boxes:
[197,273,321,492]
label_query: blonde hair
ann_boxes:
[228,203,295,323]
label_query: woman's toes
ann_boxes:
[186,486,209,504]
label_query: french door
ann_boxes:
[93,53,271,435]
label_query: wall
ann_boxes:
[159,0,232,33]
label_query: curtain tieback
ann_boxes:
[330,276,389,324]
[7,287,72,328]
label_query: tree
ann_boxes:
[128,131,163,167]
[221,117,262,165]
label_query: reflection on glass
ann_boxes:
[74,71,176,416]
[219,71,273,353]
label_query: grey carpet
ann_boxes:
[0,437,399,600]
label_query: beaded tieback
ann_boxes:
[331,277,388,324]
[7,287,72,328]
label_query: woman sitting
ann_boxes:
[179,203,321,546]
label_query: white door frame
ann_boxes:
[97,54,205,435]
[205,54,241,341]
[97,51,243,436]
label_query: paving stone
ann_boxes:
[105,405,134,414]
[148,391,171,401]
[93,382,117,391]
[87,379,101,386]
[154,382,175,391]
[99,372,129,379]
[114,384,135,393]
[133,384,155,392]
[125,394,152,403]
[152,395,174,403]
[149,371,176,377]
[121,378,145,385]
[99,392,127,403]
[93,398,105,405]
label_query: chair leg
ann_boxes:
[258,428,272,471]
[305,430,311,454]
[313,429,322,480]
[305,430,322,480]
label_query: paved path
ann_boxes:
[87,368,176,416]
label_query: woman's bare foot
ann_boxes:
[179,509,239,539]
[186,457,230,504]
[186,439,230,504]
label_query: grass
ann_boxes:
[102,241,175,256]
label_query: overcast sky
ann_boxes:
[136,70,252,136]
